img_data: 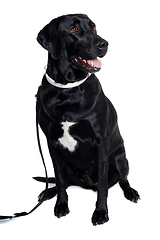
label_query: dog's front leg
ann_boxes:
[47,141,69,218]
[92,139,109,225]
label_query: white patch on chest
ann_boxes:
[58,121,77,152]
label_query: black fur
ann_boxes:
[35,14,140,225]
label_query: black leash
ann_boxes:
[0,101,49,221]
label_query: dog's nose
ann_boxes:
[98,41,108,50]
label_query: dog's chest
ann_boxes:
[57,119,96,152]
[58,121,77,152]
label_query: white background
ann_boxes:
[0,0,159,239]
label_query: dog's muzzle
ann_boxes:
[71,41,108,73]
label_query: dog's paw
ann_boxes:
[54,202,70,218]
[91,209,109,226]
[124,187,140,203]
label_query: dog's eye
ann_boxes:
[71,27,78,33]
[89,22,96,32]
[92,24,96,32]
[92,25,96,31]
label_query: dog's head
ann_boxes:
[37,14,108,75]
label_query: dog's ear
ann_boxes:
[37,18,61,59]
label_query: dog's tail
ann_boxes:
[33,177,56,184]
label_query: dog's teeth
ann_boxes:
[82,59,87,63]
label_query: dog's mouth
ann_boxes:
[71,56,102,73]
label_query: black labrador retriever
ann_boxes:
[35,14,140,225]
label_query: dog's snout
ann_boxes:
[98,41,105,50]
[98,41,108,50]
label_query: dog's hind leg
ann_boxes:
[38,187,57,202]
[119,180,140,203]
[118,158,140,202]
[33,177,57,201]
[111,147,140,203]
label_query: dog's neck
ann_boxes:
[46,53,89,85]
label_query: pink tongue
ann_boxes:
[87,58,102,68]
